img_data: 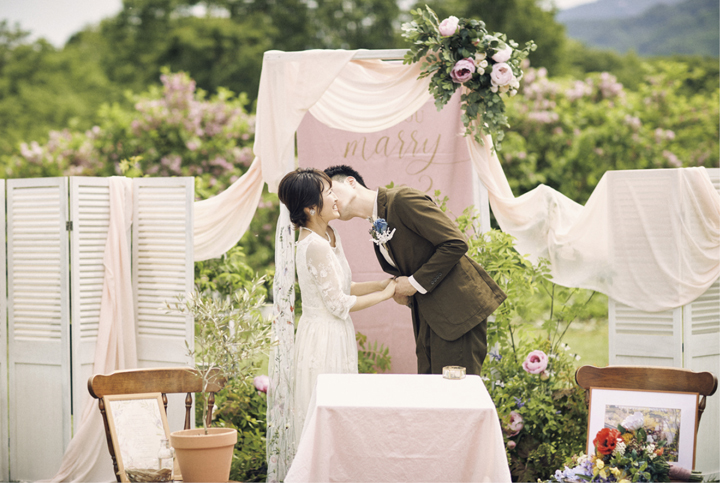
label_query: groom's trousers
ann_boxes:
[413,300,488,376]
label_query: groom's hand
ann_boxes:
[394,276,418,296]
[393,293,411,307]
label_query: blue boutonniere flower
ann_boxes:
[369,218,396,245]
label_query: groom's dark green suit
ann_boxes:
[374,186,507,375]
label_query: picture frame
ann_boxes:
[103,392,173,482]
[587,388,698,469]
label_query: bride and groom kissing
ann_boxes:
[277,164,507,448]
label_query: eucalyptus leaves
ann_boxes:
[402,6,536,149]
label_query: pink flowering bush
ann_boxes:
[501,61,719,205]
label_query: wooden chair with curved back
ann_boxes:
[575,365,718,469]
[88,367,225,482]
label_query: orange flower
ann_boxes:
[656,447,664,456]
[594,428,622,456]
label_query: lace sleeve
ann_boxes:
[304,237,357,319]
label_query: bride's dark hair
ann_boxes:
[278,168,333,228]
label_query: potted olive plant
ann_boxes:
[167,276,274,483]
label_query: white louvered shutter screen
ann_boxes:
[7,178,71,481]
[132,177,194,431]
[607,170,683,366]
[0,180,8,482]
[69,177,112,433]
[683,167,720,479]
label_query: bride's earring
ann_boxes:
[309,209,315,215]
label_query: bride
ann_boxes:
[278,168,396,449]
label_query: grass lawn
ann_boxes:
[523,318,609,368]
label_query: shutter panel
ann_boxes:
[0,180,7,482]
[69,177,111,434]
[684,167,720,479]
[7,178,70,481]
[133,177,194,431]
[608,299,683,366]
[606,170,683,366]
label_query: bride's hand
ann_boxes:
[379,278,394,289]
[382,279,397,297]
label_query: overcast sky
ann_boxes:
[1,0,595,48]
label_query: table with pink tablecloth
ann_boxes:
[285,373,511,482]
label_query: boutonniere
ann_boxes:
[369,218,396,245]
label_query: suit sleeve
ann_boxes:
[393,188,468,294]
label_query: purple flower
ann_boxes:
[253,375,270,393]
[514,396,525,408]
[450,58,476,84]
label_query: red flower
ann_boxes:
[593,428,622,455]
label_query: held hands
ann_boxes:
[382,279,397,298]
[394,276,417,296]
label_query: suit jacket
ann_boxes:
[374,186,507,341]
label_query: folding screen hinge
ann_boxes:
[66,221,73,231]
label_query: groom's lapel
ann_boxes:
[376,188,399,268]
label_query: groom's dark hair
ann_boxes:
[324,165,368,188]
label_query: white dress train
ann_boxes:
[292,227,358,449]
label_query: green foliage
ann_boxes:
[484,339,587,482]
[211,382,269,482]
[356,332,392,374]
[168,276,274,432]
[194,246,258,296]
[403,6,535,148]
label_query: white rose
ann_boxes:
[490,62,515,87]
[479,59,488,69]
[492,45,513,63]
[621,411,645,432]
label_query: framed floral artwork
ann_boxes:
[103,392,173,482]
[587,388,698,470]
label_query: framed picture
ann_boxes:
[587,388,698,469]
[103,393,173,482]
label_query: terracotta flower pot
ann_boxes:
[170,427,238,482]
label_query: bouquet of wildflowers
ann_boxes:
[402,5,536,149]
[549,412,702,482]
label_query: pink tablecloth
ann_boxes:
[285,374,511,483]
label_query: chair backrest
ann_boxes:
[88,367,225,482]
[575,365,717,468]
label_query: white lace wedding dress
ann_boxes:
[292,227,358,449]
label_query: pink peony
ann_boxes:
[506,440,517,450]
[506,411,524,436]
[450,58,476,83]
[492,45,513,63]
[438,16,459,37]
[522,350,548,374]
[490,62,515,87]
[253,375,270,393]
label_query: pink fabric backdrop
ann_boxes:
[297,93,475,373]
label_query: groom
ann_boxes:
[325,165,507,375]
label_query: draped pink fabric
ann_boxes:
[44,177,137,483]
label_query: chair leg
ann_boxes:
[184,392,193,430]
[206,392,216,428]
[99,399,121,482]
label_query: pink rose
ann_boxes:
[522,350,548,374]
[506,440,517,450]
[490,62,515,87]
[492,45,513,63]
[450,58,476,83]
[438,16,459,37]
[253,375,270,393]
[506,411,524,436]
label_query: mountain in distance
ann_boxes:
[557,0,719,57]
[557,0,685,22]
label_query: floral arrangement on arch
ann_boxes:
[549,413,702,482]
[402,5,536,149]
